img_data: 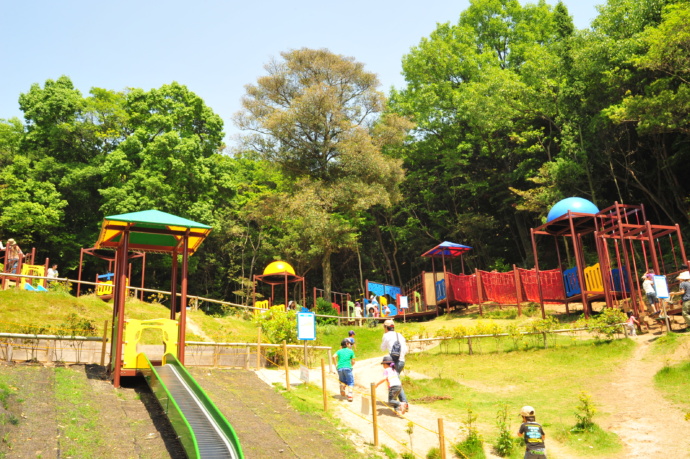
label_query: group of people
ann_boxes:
[332,319,409,415]
[1,238,59,282]
[333,320,546,457]
[639,265,690,330]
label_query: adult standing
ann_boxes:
[381,319,408,374]
[6,239,23,274]
[671,271,690,328]
[380,319,409,412]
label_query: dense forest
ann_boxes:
[1,0,689,306]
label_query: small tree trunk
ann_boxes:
[322,250,332,300]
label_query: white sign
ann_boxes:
[654,275,670,299]
[297,312,316,340]
[299,365,310,383]
[398,295,409,309]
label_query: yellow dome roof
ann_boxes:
[263,261,296,276]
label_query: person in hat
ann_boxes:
[345,330,356,351]
[641,273,659,313]
[671,271,690,328]
[518,405,546,458]
[6,239,23,274]
[332,339,356,402]
[374,355,408,415]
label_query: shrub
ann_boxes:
[314,297,338,325]
[493,404,516,457]
[254,307,299,365]
[572,391,597,432]
[452,407,486,458]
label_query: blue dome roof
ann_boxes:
[547,197,599,222]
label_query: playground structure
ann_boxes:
[252,261,306,311]
[532,200,687,318]
[395,199,688,322]
[94,209,243,458]
[76,247,146,301]
[1,242,52,290]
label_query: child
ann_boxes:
[332,339,355,402]
[626,311,640,336]
[375,355,408,415]
[642,273,658,313]
[518,405,546,458]
[346,330,356,351]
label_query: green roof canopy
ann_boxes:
[95,210,212,255]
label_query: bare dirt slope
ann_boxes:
[597,334,690,458]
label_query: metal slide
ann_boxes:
[139,353,244,459]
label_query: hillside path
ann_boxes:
[597,334,690,458]
[257,354,468,458]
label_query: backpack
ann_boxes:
[390,333,402,361]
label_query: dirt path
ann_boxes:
[256,356,469,458]
[597,335,690,458]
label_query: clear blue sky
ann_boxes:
[1,0,602,144]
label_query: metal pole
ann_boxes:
[179,231,189,365]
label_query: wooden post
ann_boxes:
[244,346,249,370]
[100,320,108,366]
[438,418,447,459]
[283,340,290,391]
[213,344,220,367]
[256,328,262,369]
[467,337,473,355]
[321,358,328,411]
[371,382,379,446]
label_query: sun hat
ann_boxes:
[381,355,394,364]
[348,330,355,336]
[520,406,535,417]
[7,238,14,244]
[340,339,349,347]
[383,319,395,327]
[678,272,690,281]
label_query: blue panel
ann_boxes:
[368,282,385,296]
[435,279,446,301]
[611,265,629,292]
[385,286,401,297]
[563,267,581,297]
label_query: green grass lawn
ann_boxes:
[4,289,687,457]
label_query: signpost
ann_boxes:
[653,275,673,332]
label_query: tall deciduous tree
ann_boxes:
[235,48,410,298]
[390,0,571,266]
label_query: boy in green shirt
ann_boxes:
[333,339,356,401]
